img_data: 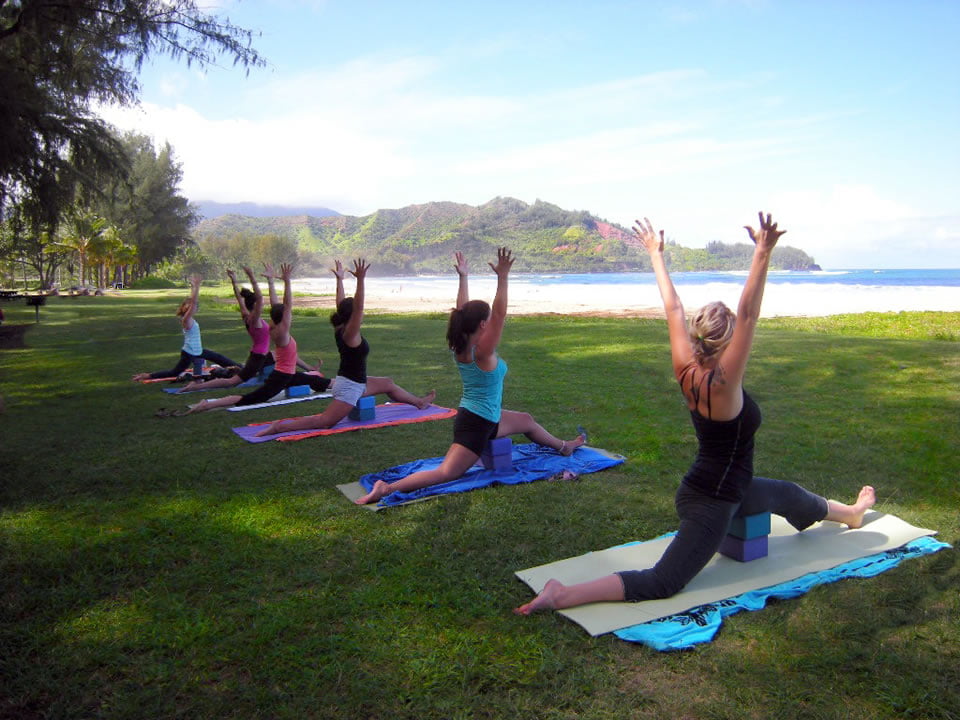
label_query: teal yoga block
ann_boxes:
[719,534,768,562]
[727,512,771,540]
[285,384,311,398]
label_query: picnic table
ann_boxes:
[0,289,21,300]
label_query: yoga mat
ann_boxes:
[515,511,938,637]
[232,403,456,442]
[612,535,950,650]
[162,376,261,393]
[226,391,332,412]
[338,443,626,510]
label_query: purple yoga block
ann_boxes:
[727,512,772,540]
[481,451,512,472]
[719,534,768,562]
[486,437,513,456]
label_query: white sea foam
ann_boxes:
[293,275,959,317]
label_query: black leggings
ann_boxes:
[617,477,828,602]
[236,351,275,382]
[147,349,240,380]
[234,370,331,406]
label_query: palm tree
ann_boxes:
[54,207,106,288]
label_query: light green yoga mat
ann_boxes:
[515,511,937,636]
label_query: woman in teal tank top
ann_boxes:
[355,247,586,505]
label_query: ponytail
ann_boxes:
[689,301,736,364]
[446,300,490,354]
[240,287,256,311]
[330,297,354,327]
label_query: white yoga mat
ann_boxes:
[226,392,332,412]
[515,511,936,636]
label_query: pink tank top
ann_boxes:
[247,320,270,355]
[274,335,298,374]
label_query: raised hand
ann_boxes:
[262,262,276,279]
[744,211,787,251]
[279,263,294,281]
[331,259,345,280]
[632,217,665,254]
[453,251,468,277]
[189,274,202,288]
[350,258,370,280]
[488,247,514,278]
[225,268,237,281]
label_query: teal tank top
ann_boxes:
[181,320,202,356]
[456,350,508,423]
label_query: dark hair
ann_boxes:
[240,287,256,311]
[330,297,353,327]
[269,303,284,325]
[446,300,490,354]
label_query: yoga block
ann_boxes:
[480,439,512,472]
[192,358,204,375]
[355,395,376,410]
[485,437,513,457]
[285,384,311,398]
[260,364,275,378]
[719,534,768,562]
[727,512,772,540]
[349,405,376,421]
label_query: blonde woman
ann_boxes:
[516,213,876,615]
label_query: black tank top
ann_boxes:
[335,328,369,383]
[682,390,762,502]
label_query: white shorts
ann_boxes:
[332,375,366,406]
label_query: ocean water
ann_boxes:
[294,268,960,317]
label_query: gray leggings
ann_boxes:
[618,477,828,602]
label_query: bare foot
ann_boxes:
[416,390,436,410]
[178,381,200,394]
[132,373,150,381]
[559,430,587,457]
[185,400,207,415]
[826,485,876,528]
[355,479,392,505]
[514,579,565,615]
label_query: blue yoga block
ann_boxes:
[485,437,513,457]
[719,534,768,562]
[349,406,376,421]
[192,359,204,375]
[727,512,771,540]
[285,384,311,398]
[355,395,376,410]
[481,451,512,472]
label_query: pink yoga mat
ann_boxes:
[232,403,457,443]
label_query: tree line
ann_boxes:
[0,0,264,290]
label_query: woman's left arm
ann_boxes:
[342,259,368,346]
[182,275,201,328]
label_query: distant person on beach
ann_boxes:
[177,265,319,394]
[252,258,435,436]
[183,263,331,414]
[354,247,586,505]
[515,212,876,616]
[131,275,239,382]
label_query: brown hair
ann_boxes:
[689,301,736,364]
[176,299,193,317]
[446,300,490,354]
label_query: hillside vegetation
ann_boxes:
[193,196,819,275]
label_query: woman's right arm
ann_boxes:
[719,211,786,384]
[632,218,692,378]
[243,266,263,323]
[263,263,278,306]
[227,269,245,318]
[342,259,368,346]
[475,247,513,360]
[182,275,201,328]
[332,260,345,306]
[454,251,469,309]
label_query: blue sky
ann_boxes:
[98,0,960,268]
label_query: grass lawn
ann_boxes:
[1,292,957,720]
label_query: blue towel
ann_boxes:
[359,443,625,508]
[613,535,951,651]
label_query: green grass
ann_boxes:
[1,295,958,720]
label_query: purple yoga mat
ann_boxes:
[232,403,456,443]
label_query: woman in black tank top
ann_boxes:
[517,212,878,616]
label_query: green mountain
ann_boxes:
[192,197,819,275]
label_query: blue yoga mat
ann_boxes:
[612,535,951,651]
[358,443,625,508]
